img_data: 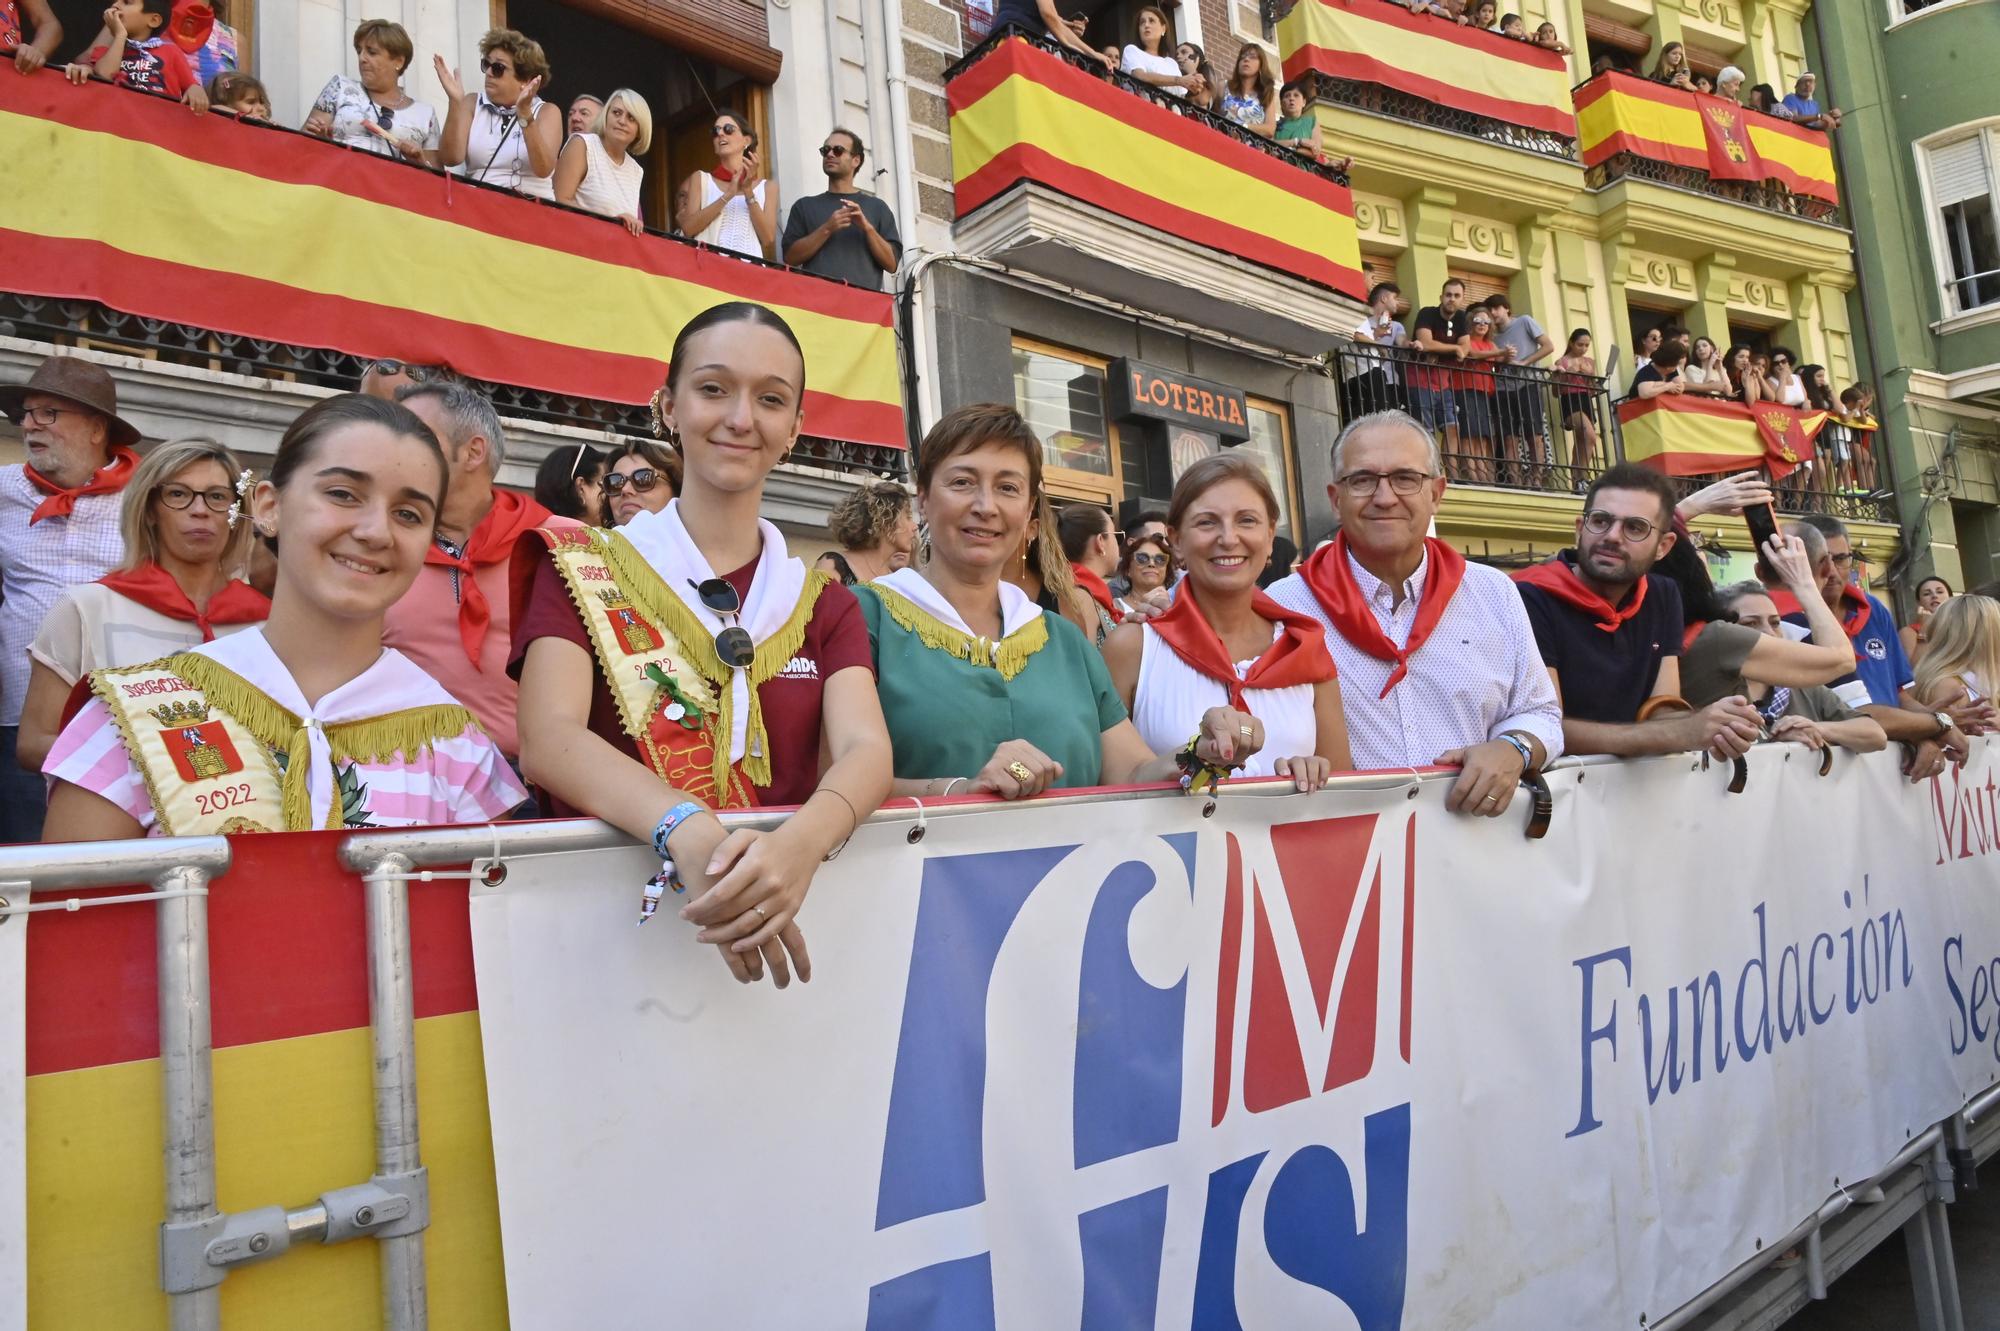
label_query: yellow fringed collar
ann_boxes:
[869,583,1050,681]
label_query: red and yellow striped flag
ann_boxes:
[1279,0,1577,138]
[1575,72,1836,204]
[0,69,905,448]
[948,37,1365,297]
[1620,394,1825,479]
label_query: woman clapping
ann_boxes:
[1104,454,1351,792]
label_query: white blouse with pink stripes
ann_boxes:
[44,627,526,835]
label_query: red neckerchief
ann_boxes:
[97,561,270,642]
[711,165,737,185]
[429,489,553,666]
[1299,534,1467,698]
[1071,563,1123,625]
[1682,620,1708,652]
[1146,584,1335,711]
[1767,585,1870,657]
[25,446,140,525]
[1512,553,1650,632]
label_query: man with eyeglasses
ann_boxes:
[781,128,903,291]
[0,356,143,840]
[1270,411,1560,817]
[384,383,580,769]
[1774,515,1987,782]
[1514,462,1764,759]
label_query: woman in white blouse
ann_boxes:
[554,88,651,235]
[675,111,778,260]
[302,19,440,166]
[1120,7,1196,94]
[436,29,562,199]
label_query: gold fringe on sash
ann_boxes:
[600,535,830,792]
[172,653,476,831]
[871,585,1050,681]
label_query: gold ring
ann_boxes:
[1483,794,1499,804]
[1238,725,1254,739]
[1006,760,1033,783]
[751,904,768,921]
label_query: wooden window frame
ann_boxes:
[1241,394,1303,546]
[1010,335,1125,506]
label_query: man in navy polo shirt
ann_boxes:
[1515,463,1762,758]
[1781,515,1986,781]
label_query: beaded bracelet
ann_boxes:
[1174,732,1230,796]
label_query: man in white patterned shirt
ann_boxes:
[1268,410,1562,816]
[0,356,141,841]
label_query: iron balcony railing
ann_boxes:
[0,292,910,480]
[1585,152,1842,226]
[1311,75,1577,161]
[942,26,1353,189]
[1330,340,1618,494]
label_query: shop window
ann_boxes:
[1921,127,2000,314]
[1011,338,1123,503]
[1234,398,1302,546]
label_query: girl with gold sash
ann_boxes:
[43,395,526,840]
[511,302,892,990]
[858,404,1265,800]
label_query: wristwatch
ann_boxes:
[1497,732,1537,773]
[1934,711,1955,738]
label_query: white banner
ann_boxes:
[0,888,24,1331]
[470,742,2000,1330]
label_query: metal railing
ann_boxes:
[0,292,909,479]
[1330,340,1620,493]
[1585,152,1842,225]
[942,27,1352,188]
[1311,75,1577,160]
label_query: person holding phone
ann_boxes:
[676,111,778,260]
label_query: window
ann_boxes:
[1234,399,1302,545]
[1923,130,2000,314]
[1011,338,1122,502]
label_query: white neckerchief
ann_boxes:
[192,627,449,828]
[619,499,806,764]
[876,566,1042,640]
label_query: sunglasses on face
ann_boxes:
[688,578,755,670]
[819,144,848,157]
[157,484,234,514]
[603,468,663,495]
[1132,552,1168,568]
[479,59,513,77]
[713,123,740,137]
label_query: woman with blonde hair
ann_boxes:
[553,87,651,235]
[1913,593,2000,725]
[816,480,913,584]
[17,438,269,773]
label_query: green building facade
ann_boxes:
[1815,0,2000,597]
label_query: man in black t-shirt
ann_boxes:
[782,129,905,291]
[1513,463,1763,757]
[1409,278,1468,453]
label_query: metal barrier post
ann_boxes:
[157,862,221,1331]
[364,852,428,1331]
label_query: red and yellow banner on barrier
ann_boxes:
[948,37,1365,297]
[1278,0,1577,138]
[1619,392,1825,479]
[1575,72,1836,205]
[24,832,505,1327]
[0,68,905,448]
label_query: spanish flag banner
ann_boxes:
[1575,72,1836,205]
[1278,0,1577,139]
[948,37,1365,297]
[24,832,507,1327]
[1619,393,1825,480]
[0,68,905,448]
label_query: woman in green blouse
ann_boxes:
[856,404,1261,798]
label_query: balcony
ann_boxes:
[0,64,908,476]
[1575,72,1842,226]
[943,30,1368,352]
[1618,394,1895,524]
[1277,0,1578,161]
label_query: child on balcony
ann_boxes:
[63,0,206,113]
[1534,21,1571,56]
[207,70,268,121]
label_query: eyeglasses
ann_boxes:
[1132,551,1168,568]
[374,103,394,130]
[819,144,848,157]
[688,578,755,669]
[478,59,513,77]
[603,468,663,495]
[712,123,739,137]
[157,484,235,514]
[1829,551,1855,567]
[1335,469,1435,497]
[1581,509,1659,542]
[12,405,84,427]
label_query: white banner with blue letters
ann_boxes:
[469,739,2000,1329]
